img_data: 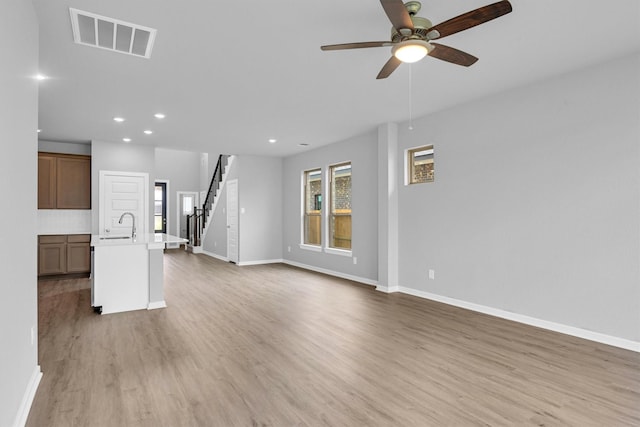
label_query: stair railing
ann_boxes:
[202,154,229,229]
[187,154,229,247]
[186,208,203,246]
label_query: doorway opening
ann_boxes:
[154,182,167,233]
[177,191,199,240]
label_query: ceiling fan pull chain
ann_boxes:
[408,63,414,130]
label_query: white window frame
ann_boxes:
[300,168,323,251]
[325,161,352,256]
[298,163,354,257]
[405,144,434,185]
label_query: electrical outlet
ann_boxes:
[214,241,217,247]
[287,246,291,252]
[353,257,357,265]
[428,269,435,280]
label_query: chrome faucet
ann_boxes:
[118,212,136,239]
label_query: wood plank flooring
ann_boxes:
[28,250,640,426]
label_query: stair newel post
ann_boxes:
[195,212,200,246]
[186,214,191,245]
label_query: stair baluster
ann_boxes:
[187,154,229,248]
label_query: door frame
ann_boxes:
[226,179,239,264]
[155,179,170,234]
[99,170,149,236]
[176,191,199,242]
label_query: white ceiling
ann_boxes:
[33,0,640,157]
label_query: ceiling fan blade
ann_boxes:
[380,0,414,33]
[427,0,512,40]
[321,41,393,51]
[429,43,478,66]
[376,56,402,79]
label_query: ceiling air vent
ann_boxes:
[69,8,157,59]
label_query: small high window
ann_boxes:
[407,145,434,184]
[303,169,322,245]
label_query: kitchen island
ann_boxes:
[90,233,188,315]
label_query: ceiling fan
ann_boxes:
[321,0,512,79]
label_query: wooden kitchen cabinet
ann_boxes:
[38,235,67,275]
[66,234,91,273]
[38,234,91,277]
[38,154,57,209]
[38,153,91,209]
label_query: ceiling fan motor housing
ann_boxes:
[391,16,433,42]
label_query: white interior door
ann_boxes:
[100,171,148,236]
[226,179,238,263]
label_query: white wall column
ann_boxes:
[377,123,399,292]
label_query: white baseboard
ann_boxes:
[283,259,378,287]
[13,365,42,427]
[397,286,640,353]
[199,251,283,266]
[375,285,399,293]
[201,250,229,262]
[238,259,284,266]
[147,301,167,310]
[191,246,203,254]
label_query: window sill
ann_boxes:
[299,243,322,252]
[324,247,352,257]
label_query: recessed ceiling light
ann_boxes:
[113,117,125,122]
[34,74,48,81]
[123,138,131,142]
[144,130,153,135]
[154,113,165,119]
[268,139,277,144]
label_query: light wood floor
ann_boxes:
[28,250,639,426]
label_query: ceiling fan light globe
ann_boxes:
[392,40,433,63]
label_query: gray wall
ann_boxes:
[396,53,640,342]
[202,156,283,263]
[91,141,156,235]
[0,0,39,424]
[202,159,238,258]
[38,139,91,155]
[282,132,379,282]
[155,148,201,236]
[237,156,284,263]
[199,152,209,192]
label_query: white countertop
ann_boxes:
[91,233,188,248]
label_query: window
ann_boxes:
[182,195,194,215]
[303,169,322,246]
[329,162,351,250]
[407,145,434,184]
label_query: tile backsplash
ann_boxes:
[38,210,92,235]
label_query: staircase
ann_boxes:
[187,154,231,250]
